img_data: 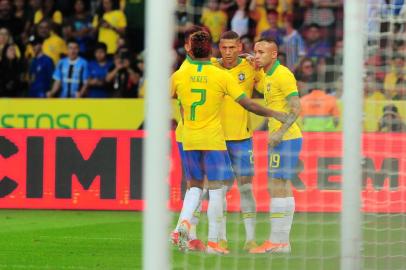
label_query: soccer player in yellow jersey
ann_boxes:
[171,26,207,252]
[249,38,302,254]
[211,31,262,251]
[171,31,286,254]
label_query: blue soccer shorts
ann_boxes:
[226,138,254,177]
[177,142,188,179]
[268,138,302,180]
[183,150,234,181]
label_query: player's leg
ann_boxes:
[227,139,257,250]
[281,138,302,250]
[250,138,302,254]
[204,150,234,254]
[171,142,189,244]
[176,150,205,251]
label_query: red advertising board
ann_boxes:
[0,129,405,212]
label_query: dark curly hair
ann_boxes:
[190,31,212,58]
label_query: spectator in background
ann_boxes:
[201,0,228,44]
[240,34,254,54]
[14,0,33,43]
[47,39,89,98]
[252,0,291,38]
[87,42,112,98]
[174,0,194,50]
[295,57,317,96]
[27,19,67,65]
[123,0,144,53]
[33,0,63,27]
[27,35,54,97]
[364,74,386,101]
[66,0,93,56]
[0,27,21,61]
[300,86,340,131]
[92,0,127,55]
[300,0,339,43]
[384,54,405,100]
[0,0,24,43]
[0,44,24,97]
[259,9,284,45]
[136,51,145,98]
[304,23,331,59]
[378,104,406,132]
[106,49,140,97]
[229,0,256,39]
[281,12,305,71]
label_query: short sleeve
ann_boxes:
[53,61,62,81]
[92,15,99,28]
[170,73,178,98]
[53,11,63,24]
[223,72,245,101]
[279,70,298,99]
[117,11,127,28]
[254,69,266,93]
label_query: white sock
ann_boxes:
[178,187,202,227]
[283,196,295,243]
[240,183,256,242]
[218,185,228,241]
[207,188,224,243]
[269,197,287,243]
[189,199,202,240]
[174,189,189,232]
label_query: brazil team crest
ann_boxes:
[238,72,245,82]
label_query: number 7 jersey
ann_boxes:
[171,57,246,151]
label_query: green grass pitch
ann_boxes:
[0,210,404,270]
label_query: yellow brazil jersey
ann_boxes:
[200,9,227,43]
[92,10,127,54]
[171,57,246,151]
[212,57,261,140]
[259,60,302,140]
[174,57,196,143]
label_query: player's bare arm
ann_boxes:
[238,96,287,122]
[269,96,301,148]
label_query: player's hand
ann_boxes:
[239,53,255,66]
[269,130,283,149]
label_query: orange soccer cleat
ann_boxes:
[170,231,179,246]
[206,241,230,255]
[177,220,191,251]
[188,239,206,252]
[249,241,291,254]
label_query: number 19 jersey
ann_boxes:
[171,57,246,151]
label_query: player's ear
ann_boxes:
[184,43,191,54]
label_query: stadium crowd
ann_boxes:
[0,0,404,101]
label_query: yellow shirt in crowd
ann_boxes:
[200,9,228,43]
[92,10,127,54]
[34,10,63,25]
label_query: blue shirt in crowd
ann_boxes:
[87,59,113,98]
[53,57,89,98]
[29,54,54,97]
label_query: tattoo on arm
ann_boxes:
[279,96,301,133]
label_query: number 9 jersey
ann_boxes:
[171,56,246,151]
